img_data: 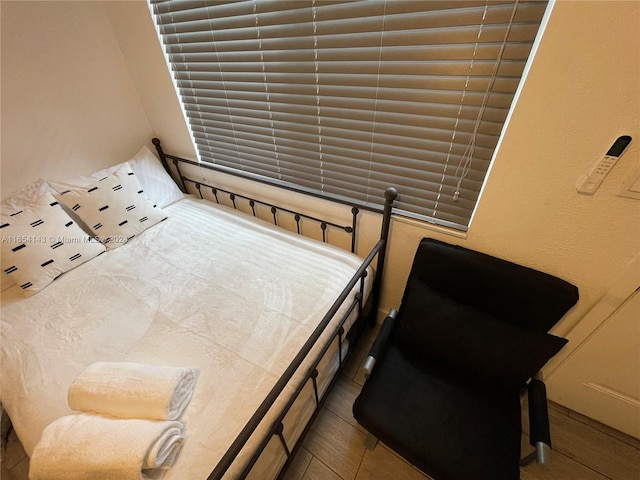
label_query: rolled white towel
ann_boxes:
[29,413,184,480]
[68,362,199,421]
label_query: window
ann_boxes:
[150,0,547,231]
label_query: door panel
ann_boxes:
[547,289,640,439]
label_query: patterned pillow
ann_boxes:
[1,192,106,296]
[55,164,168,250]
[1,179,58,291]
[50,146,183,208]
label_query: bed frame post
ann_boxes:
[152,138,170,174]
[152,137,188,193]
[369,187,397,326]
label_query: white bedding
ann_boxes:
[0,196,372,479]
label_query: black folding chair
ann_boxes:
[353,238,579,480]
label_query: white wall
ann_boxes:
[103,1,194,160]
[2,1,639,383]
[468,0,639,332]
[0,1,154,198]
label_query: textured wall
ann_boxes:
[0,1,153,197]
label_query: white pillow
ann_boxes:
[1,178,56,211]
[54,164,168,250]
[1,179,58,291]
[50,146,183,208]
[128,146,184,207]
[1,192,106,296]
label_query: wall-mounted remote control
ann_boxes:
[576,135,632,194]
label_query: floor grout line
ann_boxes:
[559,452,617,480]
[566,413,640,451]
[352,442,367,480]
[316,452,348,480]
[298,454,312,480]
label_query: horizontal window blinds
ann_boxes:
[150,0,547,231]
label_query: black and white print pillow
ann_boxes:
[0,192,106,296]
[55,164,168,250]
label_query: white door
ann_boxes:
[547,288,640,439]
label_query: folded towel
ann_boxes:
[68,362,199,421]
[29,413,184,480]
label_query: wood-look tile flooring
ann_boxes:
[282,325,640,480]
[2,325,639,480]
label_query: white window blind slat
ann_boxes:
[167,42,535,63]
[183,99,506,137]
[150,0,548,231]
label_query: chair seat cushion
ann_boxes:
[397,278,568,390]
[353,342,523,480]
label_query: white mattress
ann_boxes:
[0,197,371,479]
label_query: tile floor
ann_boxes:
[280,324,640,480]
[3,324,640,480]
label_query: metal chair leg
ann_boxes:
[519,450,537,466]
[364,432,378,451]
[520,441,551,466]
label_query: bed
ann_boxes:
[0,139,396,479]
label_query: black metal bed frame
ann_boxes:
[192,181,360,254]
[152,138,396,480]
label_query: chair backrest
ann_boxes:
[404,238,579,333]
